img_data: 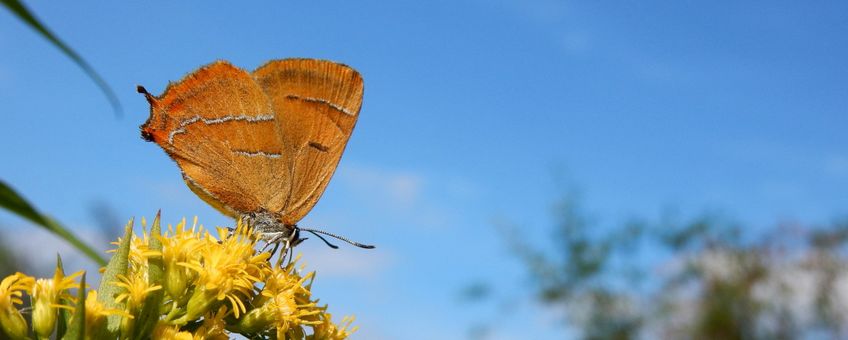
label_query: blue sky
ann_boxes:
[1,1,846,339]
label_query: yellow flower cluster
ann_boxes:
[0,215,357,339]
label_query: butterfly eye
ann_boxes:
[141,129,154,142]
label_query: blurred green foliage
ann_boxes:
[495,190,848,339]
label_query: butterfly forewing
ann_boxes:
[252,59,363,224]
[140,61,290,217]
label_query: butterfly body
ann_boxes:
[139,59,364,249]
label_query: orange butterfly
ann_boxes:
[139,59,373,253]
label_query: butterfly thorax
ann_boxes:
[241,210,299,246]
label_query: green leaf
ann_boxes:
[97,219,133,336]
[0,0,122,116]
[62,272,86,340]
[131,212,165,340]
[0,179,106,266]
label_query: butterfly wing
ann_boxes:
[140,61,290,218]
[252,59,363,224]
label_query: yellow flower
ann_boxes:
[113,272,162,336]
[114,273,163,312]
[233,261,322,338]
[152,321,193,340]
[29,267,82,338]
[111,222,162,273]
[174,220,270,323]
[0,273,34,340]
[158,217,204,302]
[310,314,358,340]
[0,215,362,339]
[191,306,229,340]
[153,307,229,340]
[79,290,133,339]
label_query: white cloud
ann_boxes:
[0,223,111,279]
[333,163,478,230]
[824,155,848,177]
[337,164,480,207]
[560,31,591,54]
[445,175,479,200]
[0,65,12,91]
[485,0,570,24]
[386,174,423,207]
[347,327,394,340]
[338,164,424,211]
[138,176,197,205]
[296,245,394,280]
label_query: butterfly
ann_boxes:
[138,58,374,254]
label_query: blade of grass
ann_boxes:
[1,0,122,116]
[0,179,106,266]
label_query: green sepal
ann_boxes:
[61,272,85,340]
[56,254,69,338]
[97,219,133,336]
[131,211,165,340]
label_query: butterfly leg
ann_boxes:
[278,229,304,267]
[220,227,236,240]
[262,231,296,267]
[267,242,283,267]
[264,241,280,258]
[280,234,294,267]
[285,243,296,267]
[259,236,280,253]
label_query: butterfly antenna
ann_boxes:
[299,228,376,249]
[136,85,156,105]
[304,230,339,249]
[268,242,280,259]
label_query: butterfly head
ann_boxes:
[136,85,170,144]
[241,210,375,256]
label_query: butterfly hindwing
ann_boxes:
[252,59,363,224]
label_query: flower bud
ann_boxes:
[0,273,34,340]
[0,303,28,340]
[31,285,58,338]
